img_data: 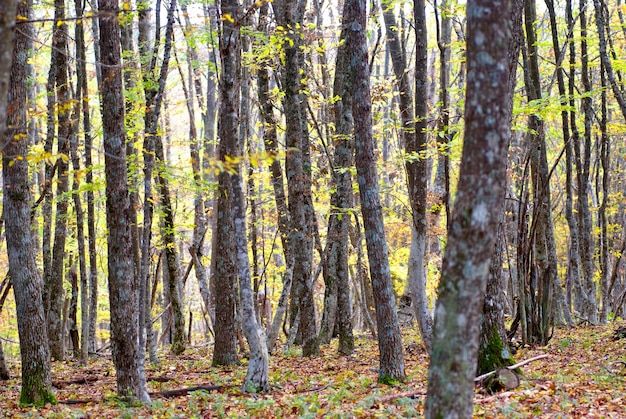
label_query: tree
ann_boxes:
[516,0,561,344]
[424,0,512,415]
[410,0,434,352]
[98,0,149,402]
[256,0,293,353]
[217,0,270,391]
[318,20,355,354]
[477,0,523,374]
[211,0,240,367]
[343,0,406,383]
[2,0,56,406]
[43,0,72,362]
[273,0,319,357]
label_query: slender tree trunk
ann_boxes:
[521,0,558,343]
[425,0,512,413]
[98,0,149,402]
[411,0,434,352]
[344,0,405,383]
[319,26,354,354]
[180,1,211,333]
[599,59,610,324]
[577,0,598,324]
[44,0,72,362]
[74,0,90,364]
[2,0,56,405]
[433,0,452,232]
[565,0,585,317]
[87,13,100,354]
[155,136,186,355]
[257,1,292,353]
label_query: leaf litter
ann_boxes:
[0,326,625,417]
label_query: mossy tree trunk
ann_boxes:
[424,0,513,414]
[3,0,56,405]
[478,229,515,376]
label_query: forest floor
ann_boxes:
[0,325,625,418]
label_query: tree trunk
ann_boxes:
[519,0,559,344]
[598,59,610,324]
[98,0,149,402]
[2,0,56,404]
[425,0,512,414]
[344,0,405,383]
[68,267,80,357]
[577,0,598,324]
[212,148,239,365]
[155,135,186,355]
[218,0,270,389]
[433,0,453,233]
[44,0,72,362]
[0,338,9,380]
[478,228,516,375]
[411,0,434,352]
[319,25,354,354]
[180,1,212,336]
[565,0,585,318]
[257,0,292,353]
[71,2,90,361]
[273,0,319,357]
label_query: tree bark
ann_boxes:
[217,0,270,389]
[73,0,90,364]
[273,0,319,357]
[344,0,406,383]
[425,0,512,414]
[411,0,434,352]
[44,0,72,362]
[98,0,149,402]
[257,1,293,353]
[319,25,354,354]
[2,0,56,405]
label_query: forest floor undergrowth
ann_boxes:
[0,325,625,418]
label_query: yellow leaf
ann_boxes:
[222,13,234,23]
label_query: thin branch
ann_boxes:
[474,354,550,382]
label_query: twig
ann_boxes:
[378,390,426,404]
[151,385,224,398]
[52,376,98,388]
[474,354,550,382]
